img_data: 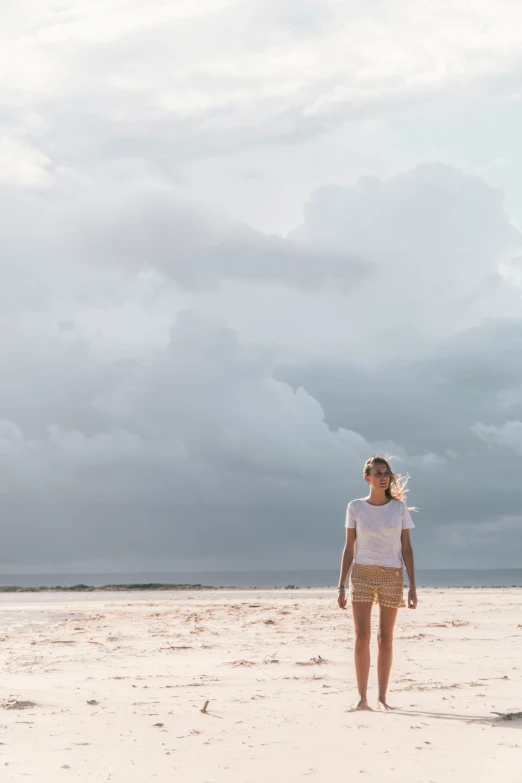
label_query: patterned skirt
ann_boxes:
[349,563,405,609]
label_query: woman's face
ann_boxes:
[365,463,391,491]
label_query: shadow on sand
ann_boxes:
[392,708,522,727]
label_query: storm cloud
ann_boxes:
[2,1,522,573]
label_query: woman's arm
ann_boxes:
[401,529,418,609]
[338,528,356,609]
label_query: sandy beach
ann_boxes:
[1,588,521,781]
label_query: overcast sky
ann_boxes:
[2,0,522,573]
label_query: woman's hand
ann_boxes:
[338,587,348,609]
[408,587,418,609]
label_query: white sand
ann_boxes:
[1,588,521,781]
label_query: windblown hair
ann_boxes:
[363,455,411,504]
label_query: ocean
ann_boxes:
[1,568,522,589]
[0,609,78,635]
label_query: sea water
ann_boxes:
[1,568,521,590]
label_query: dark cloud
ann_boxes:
[0,180,370,295]
[1,162,522,571]
[0,312,384,566]
[81,189,371,289]
[6,305,522,570]
[274,317,522,559]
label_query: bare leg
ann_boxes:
[351,601,373,710]
[377,605,398,710]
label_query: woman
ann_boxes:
[338,455,417,711]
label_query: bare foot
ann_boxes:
[350,699,373,712]
[377,700,396,711]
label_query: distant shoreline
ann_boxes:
[0,583,217,592]
[1,582,522,592]
[2,568,521,591]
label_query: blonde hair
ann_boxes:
[363,455,412,505]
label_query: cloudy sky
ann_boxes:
[2,0,522,574]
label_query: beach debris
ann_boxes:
[399,633,429,640]
[296,655,328,666]
[491,711,522,721]
[451,617,470,627]
[479,675,508,681]
[47,639,76,644]
[1,698,38,710]
[393,680,482,692]
[230,660,257,667]
[264,651,280,664]
[200,700,210,714]
[153,722,164,728]
[86,700,99,706]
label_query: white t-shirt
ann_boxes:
[345,498,415,568]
